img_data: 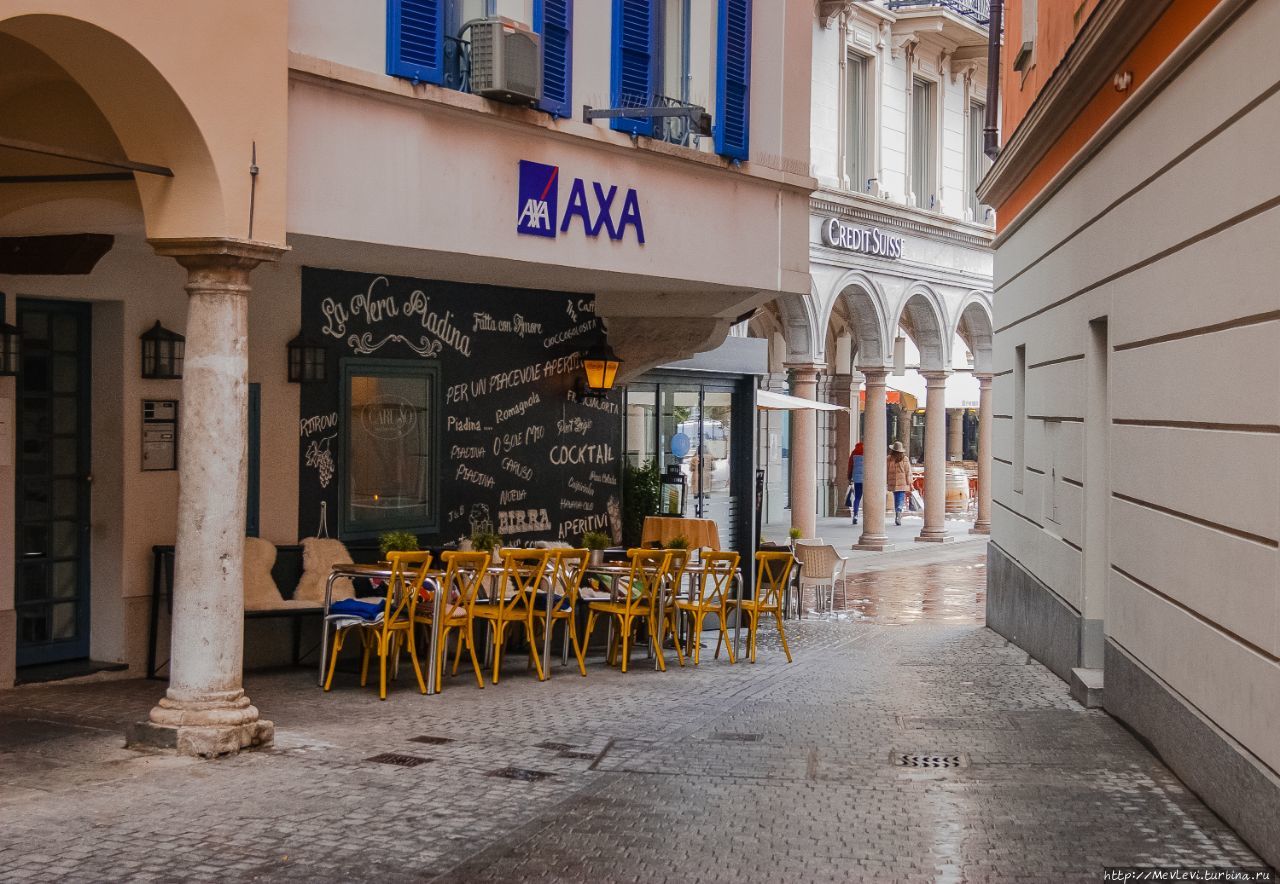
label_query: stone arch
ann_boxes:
[893,282,950,372]
[772,282,824,365]
[822,269,891,371]
[955,291,994,374]
[0,11,274,241]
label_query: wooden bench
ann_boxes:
[146,544,324,679]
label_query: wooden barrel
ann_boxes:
[945,467,970,514]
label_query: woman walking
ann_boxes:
[887,441,912,526]
[847,442,864,525]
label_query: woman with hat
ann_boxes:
[886,441,912,526]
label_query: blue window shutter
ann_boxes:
[535,0,573,117]
[610,0,655,137]
[715,0,751,160]
[387,0,446,85]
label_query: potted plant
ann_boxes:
[378,530,419,563]
[666,535,690,550]
[581,531,611,567]
[470,523,504,565]
[788,527,802,549]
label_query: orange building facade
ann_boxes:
[979,0,1279,865]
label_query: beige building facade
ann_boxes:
[980,0,1280,864]
[0,0,815,753]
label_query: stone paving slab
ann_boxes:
[0,547,1268,882]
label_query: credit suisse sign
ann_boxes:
[517,160,646,244]
[820,217,904,259]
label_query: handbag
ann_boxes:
[843,483,855,508]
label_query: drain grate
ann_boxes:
[408,735,454,745]
[366,752,430,768]
[893,752,968,769]
[488,767,554,782]
[559,750,597,760]
[535,741,575,752]
[710,733,762,742]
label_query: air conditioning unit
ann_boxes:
[470,17,541,107]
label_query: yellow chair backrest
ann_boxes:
[385,550,432,628]
[438,550,490,614]
[753,551,794,608]
[552,549,589,610]
[623,547,671,615]
[695,551,740,607]
[494,548,554,617]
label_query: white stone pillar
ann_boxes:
[130,238,284,757]
[850,371,864,447]
[830,373,852,516]
[917,371,953,543]
[948,408,963,460]
[854,368,892,550]
[787,364,821,540]
[971,373,993,535]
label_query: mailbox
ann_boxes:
[142,399,178,471]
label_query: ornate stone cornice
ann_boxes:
[817,0,858,29]
[810,194,995,250]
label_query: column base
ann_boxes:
[915,532,955,544]
[970,522,991,535]
[852,536,897,552]
[128,689,273,757]
[126,719,274,757]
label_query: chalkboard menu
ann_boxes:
[299,267,622,547]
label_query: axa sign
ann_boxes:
[517,160,645,244]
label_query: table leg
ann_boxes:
[732,571,744,662]
[319,572,339,686]
[542,582,554,680]
[425,574,446,696]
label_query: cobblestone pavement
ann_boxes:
[0,544,1266,883]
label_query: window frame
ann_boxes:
[967,99,992,223]
[910,75,938,210]
[338,358,442,540]
[387,0,447,86]
[844,49,872,193]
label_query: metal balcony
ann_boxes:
[885,0,991,27]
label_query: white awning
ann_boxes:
[756,389,844,412]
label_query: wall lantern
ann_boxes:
[658,463,688,518]
[0,320,19,376]
[287,332,328,384]
[140,321,184,379]
[581,338,622,393]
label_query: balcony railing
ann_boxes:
[885,0,991,26]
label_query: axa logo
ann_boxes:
[517,160,645,244]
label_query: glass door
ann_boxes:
[15,300,92,666]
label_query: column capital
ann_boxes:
[974,371,994,386]
[150,237,288,268]
[784,362,824,383]
[920,370,952,383]
[857,365,889,381]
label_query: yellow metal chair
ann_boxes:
[721,551,794,664]
[472,548,553,685]
[584,548,670,673]
[675,551,740,664]
[532,549,589,677]
[654,548,689,668]
[323,550,430,699]
[413,550,488,693]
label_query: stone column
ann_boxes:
[787,364,821,540]
[971,373,993,535]
[850,371,863,447]
[897,403,912,458]
[854,368,892,550]
[917,371,953,543]
[948,408,963,460]
[830,373,853,516]
[129,238,285,757]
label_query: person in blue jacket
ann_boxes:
[846,442,864,525]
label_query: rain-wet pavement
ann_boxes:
[0,541,1268,882]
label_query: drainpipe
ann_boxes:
[983,0,1004,159]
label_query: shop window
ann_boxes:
[387,0,572,117]
[340,360,440,538]
[910,77,936,209]
[610,0,750,159]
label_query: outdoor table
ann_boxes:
[584,559,745,668]
[640,516,721,551]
